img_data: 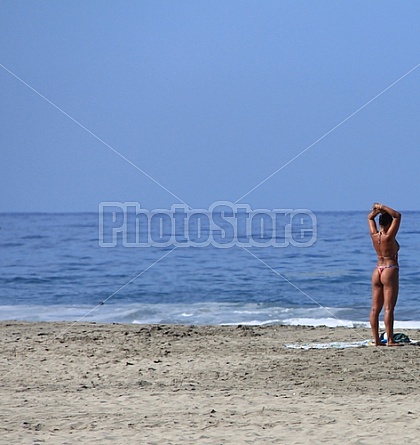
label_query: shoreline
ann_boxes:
[1,322,420,444]
[2,313,420,328]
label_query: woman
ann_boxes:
[368,203,401,346]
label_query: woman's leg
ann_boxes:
[370,269,384,346]
[381,268,400,346]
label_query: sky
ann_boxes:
[1,1,419,212]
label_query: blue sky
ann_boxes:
[1,1,419,212]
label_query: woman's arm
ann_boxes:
[378,203,401,220]
[376,203,401,237]
[368,205,381,234]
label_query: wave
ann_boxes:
[1,302,420,330]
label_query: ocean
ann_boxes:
[1,211,419,328]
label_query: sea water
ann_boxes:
[1,211,419,328]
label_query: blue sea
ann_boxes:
[1,211,419,328]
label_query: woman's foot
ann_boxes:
[386,341,404,347]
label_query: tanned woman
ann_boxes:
[368,203,401,346]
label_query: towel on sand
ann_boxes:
[284,333,419,350]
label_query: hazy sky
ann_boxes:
[1,1,419,212]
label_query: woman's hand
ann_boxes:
[369,203,381,219]
[372,203,386,214]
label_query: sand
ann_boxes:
[1,322,419,444]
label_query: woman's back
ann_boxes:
[370,231,399,261]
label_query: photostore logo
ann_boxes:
[99,202,317,248]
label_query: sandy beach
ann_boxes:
[1,322,419,444]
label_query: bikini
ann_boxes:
[376,231,399,275]
[376,262,399,275]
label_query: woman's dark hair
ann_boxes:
[379,212,393,227]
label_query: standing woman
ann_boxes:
[368,203,401,346]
